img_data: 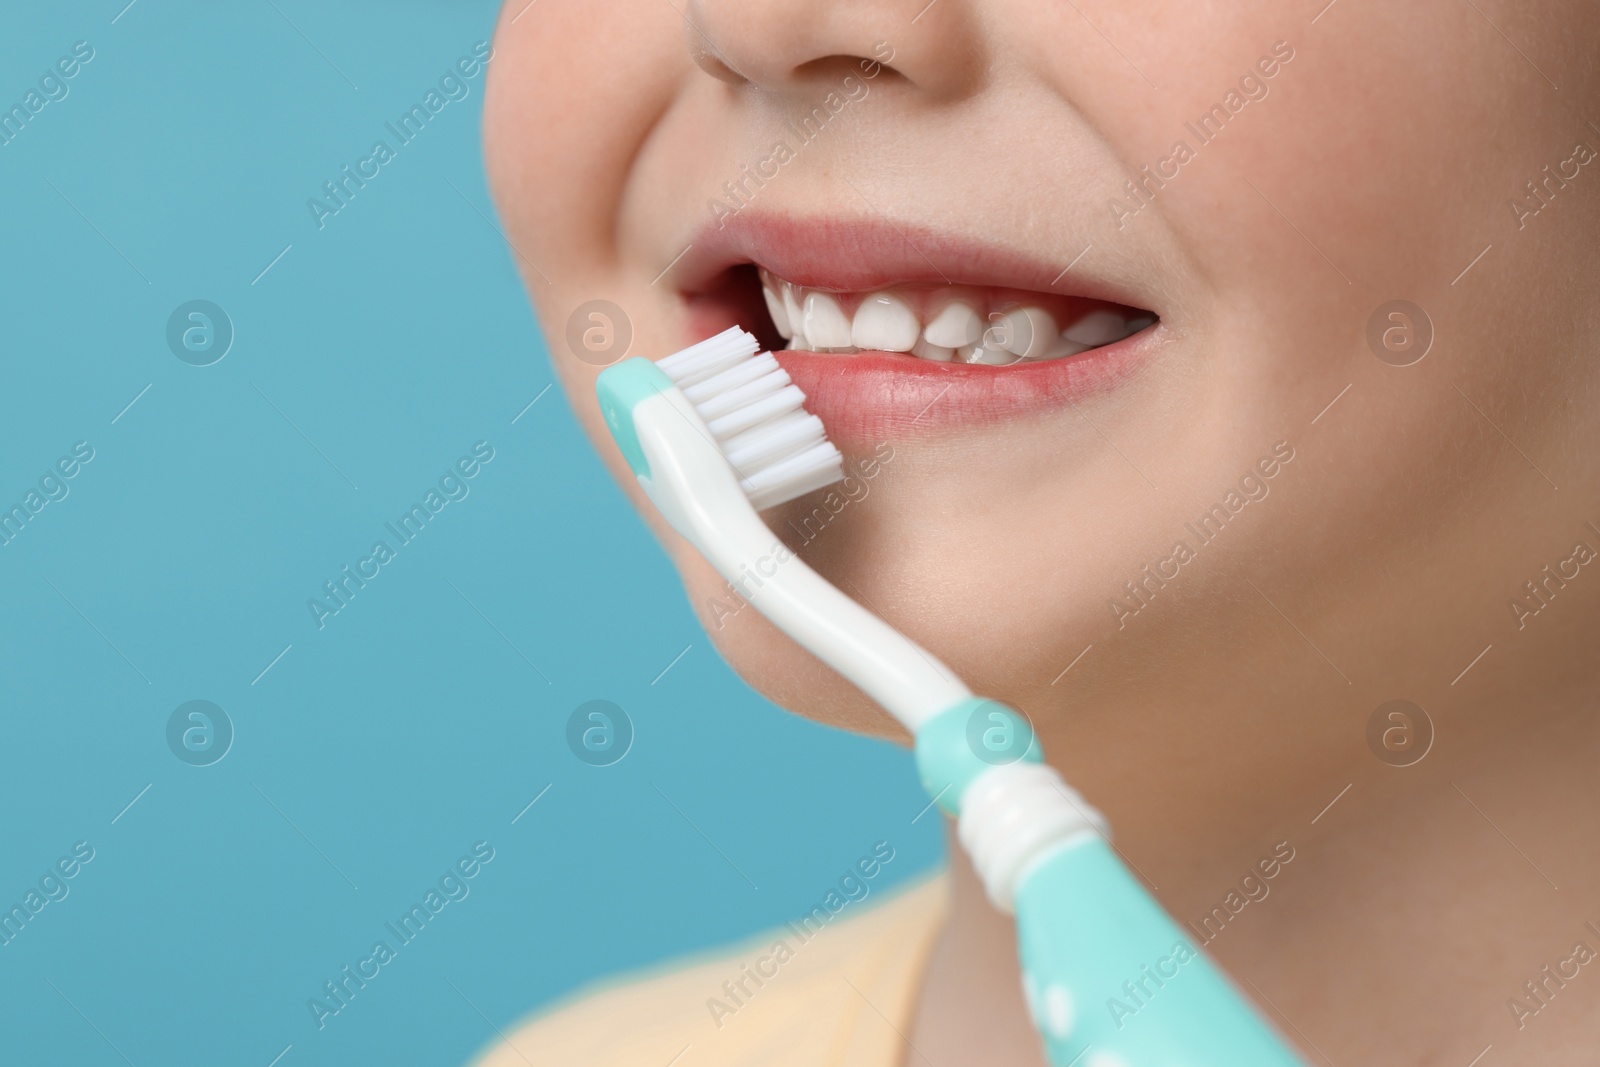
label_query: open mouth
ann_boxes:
[673,215,1163,443]
[758,267,1155,365]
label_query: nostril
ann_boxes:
[793,54,900,87]
[685,28,748,85]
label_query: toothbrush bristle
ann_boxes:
[657,326,844,510]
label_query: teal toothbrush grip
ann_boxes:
[915,699,1305,1066]
[1014,838,1303,1065]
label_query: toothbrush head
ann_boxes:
[597,326,969,730]
[597,326,844,512]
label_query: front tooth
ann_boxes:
[852,292,920,352]
[912,337,955,362]
[959,341,1020,366]
[1062,309,1128,347]
[801,292,853,348]
[762,284,793,339]
[997,307,1058,359]
[923,301,984,348]
[782,284,804,340]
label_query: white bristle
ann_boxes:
[721,411,826,471]
[696,369,789,424]
[657,327,760,388]
[658,326,843,509]
[741,441,840,494]
[706,383,805,439]
[746,454,847,510]
[682,353,781,405]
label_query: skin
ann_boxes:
[484,1,1600,1063]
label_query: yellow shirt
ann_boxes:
[470,874,949,1067]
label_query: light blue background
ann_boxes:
[0,3,940,1064]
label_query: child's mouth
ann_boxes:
[673,214,1164,444]
[757,266,1154,365]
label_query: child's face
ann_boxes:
[486,1,1598,742]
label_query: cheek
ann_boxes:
[485,0,690,320]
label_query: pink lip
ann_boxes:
[675,213,1161,447]
[769,341,1155,447]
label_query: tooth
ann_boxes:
[1026,337,1092,362]
[959,341,1020,366]
[787,281,812,340]
[786,285,813,348]
[1062,309,1128,347]
[801,292,853,348]
[997,307,1057,359]
[923,301,984,349]
[851,292,920,352]
[1125,313,1156,334]
[762,284,793,339]
[784,283,806,329]
[912,337,955,362]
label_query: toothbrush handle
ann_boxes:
[1014,838,1305,1065]
[914,699,1306,1066]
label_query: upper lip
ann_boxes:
[673,211,1158,313]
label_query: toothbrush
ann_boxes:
[597,326,1306,1066]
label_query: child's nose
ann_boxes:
[680,0,985,100]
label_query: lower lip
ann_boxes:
[769,331,1157,447]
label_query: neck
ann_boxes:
[908,823,1047,1066]
[912,603,1600,1064]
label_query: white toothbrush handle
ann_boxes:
[633,386,969,731]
